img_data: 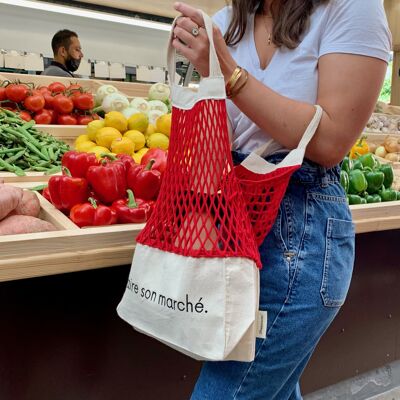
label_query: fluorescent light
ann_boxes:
[0,0,172,32]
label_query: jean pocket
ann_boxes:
[320,218,355,307]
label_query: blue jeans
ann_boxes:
[190,152,355,400]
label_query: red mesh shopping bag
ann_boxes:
[235,105,323,246]
[117,11,261,362]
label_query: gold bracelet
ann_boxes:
[226,66,243,97]
[227,68,249,99]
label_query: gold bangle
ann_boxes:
[227,68,249,99]
[227,66,242,90]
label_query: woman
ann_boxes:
[172,0,391,399]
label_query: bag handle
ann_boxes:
[167,10,223,85]
[254,105,323,157]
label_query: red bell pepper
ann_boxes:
[141,148,167,173]
[102,153,136,175]
[70,198,117,227]
[42,187,52,203]
[61,151,99,178]
[111,189,154,224]
[86,159,127,204]
[127,159,161,201]
[48,167,89,211]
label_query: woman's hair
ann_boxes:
[225,0,330,49]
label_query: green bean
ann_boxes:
[45,165,62,175]
[48,146,56,161]
[0,147,24,155]
[12,166,26,176]
[5,149,25,163]
[41,146,49,159]
[30,184,48,191]
[0,158,17,173]
[30,166,50,172]
[24,141,49,161]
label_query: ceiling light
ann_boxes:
[0,0,172,32]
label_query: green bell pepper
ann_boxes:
[347,194,363,205]
[341,157,352,174]
[379,164,394,189]
[352,159,364,171]
[348,169,368,194]
[397,191,400,201]
[359,153,378,170]
[378,187,397,202]
[340,170,349,193]
[366,194,382,203]
[364,169,385,194]
[360,197,367,204]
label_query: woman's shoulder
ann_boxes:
[323,0,387,19]
[212,6,233,36]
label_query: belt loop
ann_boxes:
[319,166,329,187]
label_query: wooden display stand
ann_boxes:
[0,72,151,98]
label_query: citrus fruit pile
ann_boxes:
[74,110,171,163]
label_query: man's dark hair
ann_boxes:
[51,29,78,54]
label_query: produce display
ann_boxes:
[74,109,170,162]
[0,181,57,235]
[366,113,400,134]
[0,108,70,175]
[341,151,400,204]
[43,147,166,227]
[0,80,97,125]
[365,135,400,162]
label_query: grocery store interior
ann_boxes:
[1,0,400,399]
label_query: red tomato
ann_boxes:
[38,86,50,95]
[0,87,6,101]
[58,114,78,125]
[43,109,58,124]
[19,111,32,122]
[53,94,74,114]
[24,94,45,112]
[43,92,55,109]
[48,82,66,94]
[5,84,28,102]
[77,115,95,125]
[73,93,94,111]
[34,109,52,124]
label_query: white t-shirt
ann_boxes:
[213,0,392,154]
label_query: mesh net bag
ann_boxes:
[137,97,261,267]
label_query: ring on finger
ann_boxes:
[191,26,200,37]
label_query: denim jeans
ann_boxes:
[190,152,355,400]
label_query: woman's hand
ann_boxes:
[172,2,236,80]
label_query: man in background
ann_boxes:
[42,29,83,77]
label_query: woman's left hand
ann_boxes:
[172,2,236,79]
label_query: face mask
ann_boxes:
[65,56,81,72]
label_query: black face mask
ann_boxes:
[65,56,81,72]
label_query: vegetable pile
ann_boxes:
[0,181,57,235]
[340,152,400,204]
[365,135,400,163]
[45,147,167,227]
[0,80,97,125]
[73,109,171,163]
[0,108,70,176]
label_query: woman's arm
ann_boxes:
[172,3,387,168]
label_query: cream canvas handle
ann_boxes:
[254,105,323,158]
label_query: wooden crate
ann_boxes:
[0,182,144,282]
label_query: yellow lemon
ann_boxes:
[123,130,146,151]
[146,132,169,150]
[95,127,122,149]
[75,134,91,147]
[132,153,142,164]
[128,113,148,133]
[156,113,172,137]
[86,120,105,141]
[75,140,97,152]
[111,137,135,155]
[145,123,156,138]
[137,147,149,156]
[89,145,110,159]
[104,111,128,133]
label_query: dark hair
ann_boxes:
[225,0,330,49]
[51,29,78,54]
